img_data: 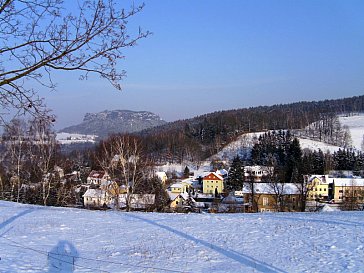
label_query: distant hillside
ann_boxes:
[60,110,166,138]
[138,95,364,163]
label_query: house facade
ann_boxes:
[332,179,364,204]
[203,172,224,195]
[306,175,332,201]
[83,189,109,208]
[242,183,301,212]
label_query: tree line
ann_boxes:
[138,95,364,164]
[0,120,168,210]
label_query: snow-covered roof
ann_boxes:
[222,195,243,204]
[203,172,224,181]
[88,170,106,179]
[331,178,364,187]
[167,192,179,200]
[309,175,364,187]
[170,183,183,188]
[83,189,106,198]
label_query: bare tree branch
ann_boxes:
[0,0,150,123]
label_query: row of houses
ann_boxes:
[81,166,364,212]
[306,175,364,203]
[166,169,364,212]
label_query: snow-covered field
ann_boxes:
[1,201,363,273]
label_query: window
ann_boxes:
[263,197,269,206]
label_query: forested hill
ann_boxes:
[138,95,364,163]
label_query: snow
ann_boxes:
[56,132,97,145]
[297,138,341,153]
[339,114,364,151]
[1,201,364,272]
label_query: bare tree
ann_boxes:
[2,118,29,202]
[340,179,364,211]
[0,0,149,123]
[97,134,151,211]
[294,167,310,212]
[28,117,59,205]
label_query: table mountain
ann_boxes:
[60,110,166,138]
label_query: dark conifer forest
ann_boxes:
[138,95,364,163]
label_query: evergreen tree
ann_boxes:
[226,156,244,191]
[183,166,190,178]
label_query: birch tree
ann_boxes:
[28,117,59,206]
[97,134,150,211]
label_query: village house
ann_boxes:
[118,194,156,210]
[244,165,274,182]
[305,175,332,201]
[168,179,195,194]
[331,178,364,204]
[203,172,224,195]
[209,193,245,213]
[83,188,155,210]
[241,183,301,212]
[306,174,364,204]
[86,170,110,186]
[83,188,109,208]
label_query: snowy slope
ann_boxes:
[212,114,364,162]
[297,138,341,153]
[339,114,364,151]
[213,132,342,163]
[1,201,364,273]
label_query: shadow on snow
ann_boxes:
[47,240,79,273]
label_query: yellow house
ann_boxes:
[169,193,190,209]
[242,183,301,212]
[332,178,364,203]
[169,180,193,194]
[306,175,364,203]
[203,172,224,195]
[306,175,331,201]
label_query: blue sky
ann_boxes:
[42,0,364,129]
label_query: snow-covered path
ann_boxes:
[0,201,363,272]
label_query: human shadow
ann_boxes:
[0,208,33,230]
[47,240,79,273]
[126,214,287,273]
